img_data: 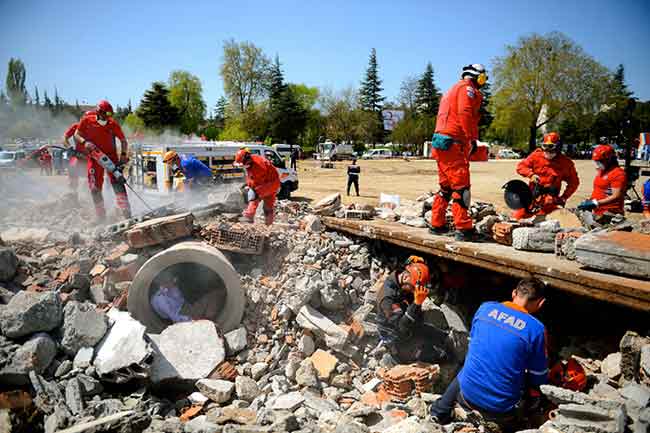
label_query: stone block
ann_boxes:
[0,333,56,385]
[224,327,247,356]
[196,379,235,404]
[272,391,305,411]
[575,231,650,278]
[60,301,108,356]
[310,349,338,381]
[125,213,194,248]
[0,291,62,338]
[0,247,18,282]
[235,376,259,402]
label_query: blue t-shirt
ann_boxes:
[643,179,650,209]
[180,155,212,180]
[459,301,548,413]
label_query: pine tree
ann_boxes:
[415,63,440,116]
[34,86,40,106]
[479,83,493,136]
[136,81,180,131]
[127,99,133,114]
[43,90,52,111]
[612,64,632,99]
[215,97,228,124]
[267,56,307,143]
[359,48,385,112]
[53,87,63,115]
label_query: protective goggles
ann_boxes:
[477,72,488,86]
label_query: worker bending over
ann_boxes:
[430,64,486,241]
[162,150,213,191]
[235,148,280,225]
[376,256,452,364]
[514,132,579,219]
[74,100,131,221]
[430,278,548,430]
[577,144,627,219]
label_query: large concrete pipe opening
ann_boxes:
[128,241,244,334]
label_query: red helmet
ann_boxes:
[592,144,615,162]
[235,148,252,165]
[540,132,561,151]
[549,359,587,392]
[96,100,114,117]
[405,256,430,287]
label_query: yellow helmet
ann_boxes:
[163,150,178,164]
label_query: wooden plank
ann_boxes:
[323,217,650,311]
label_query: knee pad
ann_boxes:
[452,188,471,209]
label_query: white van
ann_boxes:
[361,148,394,159]
[272,144,301,159]
[135,141,299,199]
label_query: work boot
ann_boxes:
[429,225,449,235]
[454,228,480,242]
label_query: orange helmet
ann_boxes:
[549,359,587,392]
[592,145,615,162]
[540,132,561,151]
[234,148,252,166]
[405,256,430,287]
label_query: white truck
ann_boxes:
[318,141,355,161]
[133,141,299,199]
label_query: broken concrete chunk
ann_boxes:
[296,359,320,388]
[196,379,235,404]
[93,309,152,382]
[0,333,56,385]
[65,377,84,415]
[73,347,94,370]
[296,305,350,355]
[620,383,650,408]
[512,227,556,252]
[150,321,225,385]
[546,403,626,433]
[601,352,622,379]
[125,213,194,248]
[272,391,304,411]
[619,331,647,382]
[298,334,316,356]
[250,362,268,380]
[235,376,259,403]
[61,301,108,356]
[224,327,248,356]
[303,215,322,232]
[575,231,650,279]
[0,291,62,338]
[0,247,18,282]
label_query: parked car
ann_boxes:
[496,149,520,159]
[0,150,27,169]
[362,148,394,159]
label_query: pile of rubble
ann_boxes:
[1,191,648,433]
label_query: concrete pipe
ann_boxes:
[128,241,244,334]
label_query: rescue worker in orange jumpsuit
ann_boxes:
[430,64,487,241]
[577,144,627,218]
[73,100,131,221]
[234,148,280,225]
[38,147,53,176]
[513,132,579,220]
[62,122,86,200]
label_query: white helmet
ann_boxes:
[462,64,488,86]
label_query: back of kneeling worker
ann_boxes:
[430,278,548,429]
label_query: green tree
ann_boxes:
[136,82,179,131]
[6,58,27,105]
[267,56,307,143]
[124,113,145,132]
[491,32,611,153]
[320,87,364,144]
[220,39,270,113]
[43,90,52,111]
[359,48,385,144]
[214,96,228,126]
[478,83,494,137]
[219,115,250,141]
[415,63,440,116]
[168,70,206,134]
[591,65,636,144]
[287,84,319,111]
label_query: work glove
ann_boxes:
[530,174,541,184]
[119,151,129,165]
[84,141,97,152]
[247,187,258,202]
[413,285,429,305]
[577,199,599,211]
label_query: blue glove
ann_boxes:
[247,187,257,202]
[577,199,598,211]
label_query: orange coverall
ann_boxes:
[242,154,281,225]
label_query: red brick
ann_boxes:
[125,213,194,248]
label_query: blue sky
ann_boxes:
[1,0,649,112]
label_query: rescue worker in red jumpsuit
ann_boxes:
[430,64,487,241]
[234,148,280,225]
[577,144,627,219]
[62,122,86,200]
[38,147,53,176]
[73,100,131,221]
[513,132,579,220]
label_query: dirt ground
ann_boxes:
[293,158,647,215]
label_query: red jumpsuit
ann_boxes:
[431,80,482,230]
[242,154,281,225]
[513,149,579,219]
[590,165,626,216]
[63,122,87,191]
[76,113,130,219]
[39,150,53,175]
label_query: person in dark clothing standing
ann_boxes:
[376,256,452,363]
[347,158,360,196]
[290,147,299,170]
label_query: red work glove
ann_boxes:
[413,285,429,305]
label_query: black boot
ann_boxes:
[429,225,449,235]
[454,228,480,242]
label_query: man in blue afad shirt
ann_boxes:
[163,150,213,190]
[430,278,548,429]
